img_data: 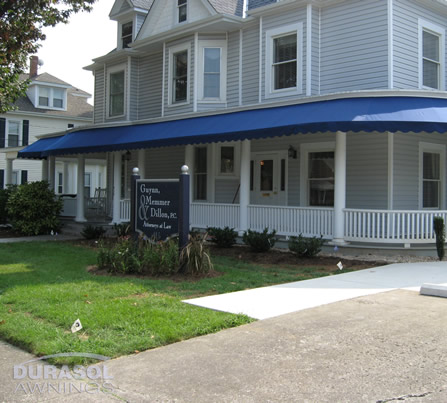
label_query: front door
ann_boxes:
[250,152,287,206]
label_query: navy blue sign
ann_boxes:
[135,180,179,240]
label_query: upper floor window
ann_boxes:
[178,0,187,23]
[38,86,66,109]
[265,23,303,98]
[419,19,445,90]
[122,22,133,49]
[108,70,125,117]
[169,44,190,105]
[198,41,227,102]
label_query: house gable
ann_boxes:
[137,0,216,39]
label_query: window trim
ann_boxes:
[6,120,21,148]
[198,40,227,103]
[106,64,127,119]
[265,23,303,99]
[168,43,191,107]
[300,142,335,207]
[418,18,445,90]
[419,142,446,210]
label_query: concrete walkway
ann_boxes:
[184,261,447,319]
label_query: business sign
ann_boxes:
[135,179,179,240]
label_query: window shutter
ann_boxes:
[21,170,28,185]
[22,120,29,146]
[0,118,5,148]
[0,169,4,189]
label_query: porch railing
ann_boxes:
[191,202,240,230]
[344,209,447,243]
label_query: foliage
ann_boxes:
[242,228,277,253]
[207,226,237,248]
[288,234,325,258]
[81,224,106,240]
[6,181,62,235]
[113,222,131,237]
[434,217,445,261]
[180,232,213,275]
[0,0,96,112]
[0,184,17,223]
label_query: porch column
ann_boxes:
[75,155,86,222]
[138,149,146,179]
[41,159,48,182]
[239,139,251,235]
[48,156,56,192]
[111,151,122,224]
[333,131,347,245]
[5,158,13,187]
[185,145,194,202]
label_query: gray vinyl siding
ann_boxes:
[312,5,320,95]
[164,37,195,117]
[393,0,447,89]
[138,51,163,120]
[227,30,241,108]
[261,6,307,102]
[241,25,260,105]
[129,58,139,121]
[215,179,240,203]
[320,0,388,93]
[146,146,185,178]
[94,68,105,124]
[346,133,388,209]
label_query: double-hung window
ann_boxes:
[122,22,133,49]
[178,0,187,23]
[169,44,190,105]
[7,121,20,147]
[266,23,302,98]
[199,41,227,102]
[109,69,125,117]
[419,19,445,90]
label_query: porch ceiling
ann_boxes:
[18,96,447,159]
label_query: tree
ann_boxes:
[0,0,96,113]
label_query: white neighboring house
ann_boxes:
[0,57,107,211]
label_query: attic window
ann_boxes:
[178,0,187,23]
[122,22,133,49]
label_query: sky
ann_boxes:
[37,0,117,99]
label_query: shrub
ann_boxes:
[6,181,62,236]
[289,234,324,258]
[180,232,213,275]
[242,228,276,253]
[434,217,445,261]
[81,225,106,240]
[207,226,237,248]
[113,222,131,237]
[0,185,18,223]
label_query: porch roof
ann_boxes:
[18,96,447,158]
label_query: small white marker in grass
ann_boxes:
[337,261,344,270]
[71,319,83,333]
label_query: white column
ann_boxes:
[111,152,122,224]
[239,139,251,235]
[75,155,86,222]
[5,158,13,187]
[48,156,56,192]
[41,159,48,182]
[185,145,194,202]
[333,131,347,245]
[137,149,146,179]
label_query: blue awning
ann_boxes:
[18,96,447,159]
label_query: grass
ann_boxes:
[0,241,341,365]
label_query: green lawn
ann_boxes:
[0,242,332,365]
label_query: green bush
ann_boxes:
[207,226,237,248]
[289,234,324,258]
[113,222,131,237]
[434,217,445,261]
[6,181,62,236]
[180,232,213,275]
[81,225,106,240]
[0,185,18,223]
[242,228,276,253]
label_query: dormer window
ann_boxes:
[122,21,133,49]
[38,86,66,109]
[178,0,187,23]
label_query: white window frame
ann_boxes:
[265,23,303,99]
[198,40,227,103]
[176,0,188,24]
[300,142,335,207]
[37,86,67,110]
[419,142,446,210]
[106,64,127,119]
[418,18,445,90]
[168,43,191,106]
[6,120,21,148]
[215,142,240,179]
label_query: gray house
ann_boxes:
[19,0,447,247]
